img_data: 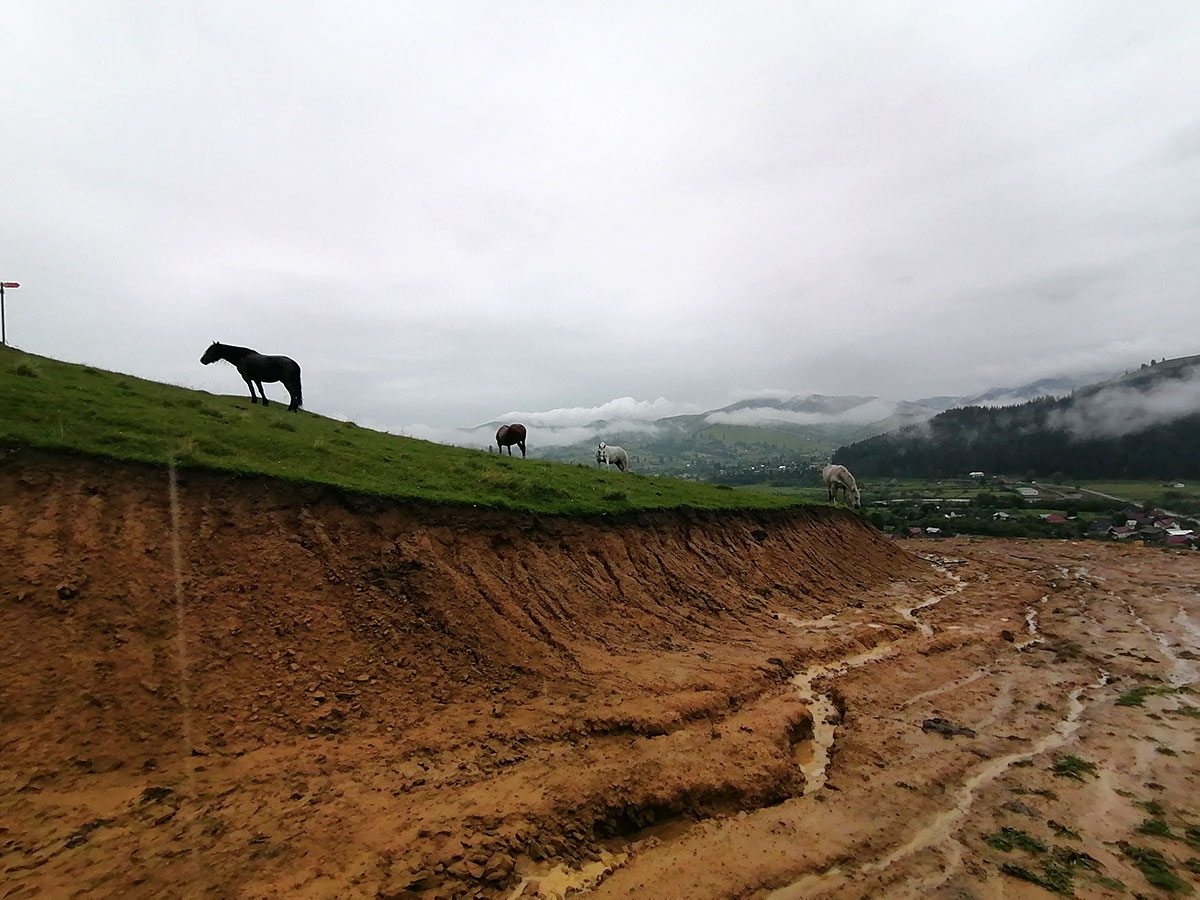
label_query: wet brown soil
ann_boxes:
[1,450,1197,899]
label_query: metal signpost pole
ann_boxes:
[1,282,20,346]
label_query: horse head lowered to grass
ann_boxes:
[822,464,861,508]
[495,423,527,457]
[201,341,303,412]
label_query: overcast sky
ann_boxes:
[3,1,1198,433]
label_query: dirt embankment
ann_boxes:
[0,450,923,900]
[7,450,1197,900]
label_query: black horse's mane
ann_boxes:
[212,342,256,359]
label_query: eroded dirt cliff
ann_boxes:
[2,450,1198,900]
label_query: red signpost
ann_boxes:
[1,282,19,346]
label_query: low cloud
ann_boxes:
[399,396,697,450]
[1049,368,1200,439]
[705,398,899,428]
[490,396,698,429]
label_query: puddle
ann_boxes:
[506,850,628,900]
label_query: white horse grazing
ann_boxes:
[822,464,861,508]
[596,441,630,472]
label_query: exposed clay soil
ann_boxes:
[2,450,1198,900]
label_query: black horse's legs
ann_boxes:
[243,375,258,404]
[283,376,300,412]
[255,381,269,406]
[519,441,526,458]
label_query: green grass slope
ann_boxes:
[0,346,812,516]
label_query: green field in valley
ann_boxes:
[1071,481,1199,504]
[0,345,819,516]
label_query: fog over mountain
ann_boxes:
[835,355,1200,479]
[402,368,1119,452]
[1048,359,1200,440]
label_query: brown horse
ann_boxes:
[496,423,527,457]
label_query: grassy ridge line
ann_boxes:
[0,346,810,516]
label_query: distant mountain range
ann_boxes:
[471,369,1120,474]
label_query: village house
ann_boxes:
[1139,526,1167,544]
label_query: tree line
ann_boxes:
[834,396,1200,480]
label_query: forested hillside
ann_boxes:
[834,356,1200,479]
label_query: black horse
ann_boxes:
[200,341,303,412]
[495,423,527,457]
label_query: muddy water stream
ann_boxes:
[788,644,898,794]
[895,566,965,636]
[765,673,1109,899]
[505,851,629,900]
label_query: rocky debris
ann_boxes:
[72,755,124,774]
[483,852,515,882]
[64,819,112,849]
[921,718,977,739]
[140,786,174,803]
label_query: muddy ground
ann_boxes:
[1,450,1197,900]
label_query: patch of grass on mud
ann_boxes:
[1118,684,1180,706]
[985,827,1046,854]
[1117,842,1194,894]
[1046,639,1084,662]
[1001,861,1073,894]
[1049,820,1081,840]
[0,346,821,516]
[999,846,1122,895]
[1050,755,1098,781]
[1139,819,1178,839]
